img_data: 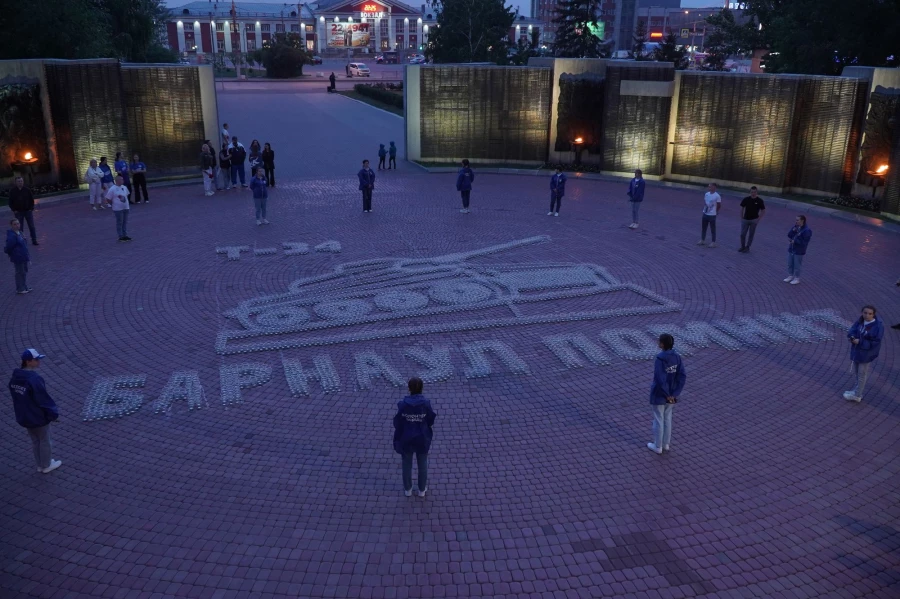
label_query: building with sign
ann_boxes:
[635,6,747,51]
[312,0,426,53]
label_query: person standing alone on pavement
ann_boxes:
[262,143,275,187]
[456,159,475,214]
[106,175,131,241]
[4,218,31,294]
[200,143,216,197]
[388,141,397,170]
[627,169,645,228]
[329,72,336,91]
[378,143,387,170]
[85,159,105,210]
[549,166,566,216]
[738,186,765,252]
[843,305,884,403]
[130,153,149,204]
[697,183,721,248]
[8,176,38,245]
[647,333,687,455]
[785,215,812,285]
[393,377,437,497]
[9,348,61,473]
[250,167,269,225]
[358,160,375,212]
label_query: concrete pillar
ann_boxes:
[318,17,325,52]
[224,21,233,52]
[404,17,409,50]
[416,18,422,50]
[388,9,395,49]
[405,65,421,160]
[375,17,381,50]
[239,22,247,53]
[255,22,262,51]
[177,21,186,53]
[195,21,204,53]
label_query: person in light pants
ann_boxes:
[647,333,687,455]
[200,144,216,196]
[8,348,62,474]
[843,305,884,403]
[85,159,105,210]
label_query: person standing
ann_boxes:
[221,122,231,147]
[248,140,262,178]
[85,159,105,210]
[627,169,645,228]
[262,142,275,187]
[200,144,216,197]
[393,377,437,497]
[358,159,375,212]
[8,176,38,245]
[4,219,31,294]
[456,159,475,214]
[738,186,765,252]
[9,349,61,473]
[329,72,336,91]
[230,137,248,189]
[218,142,232,191]
[894,279,900,331]
[378,143,387,170]
[130,153,149,204]
[388,141,397,170]
[647,333,687,455]
[105,175,131,241]
[843,305,884,403]
[785,214,812,285]
[98,156,114,207]
[114,152,132,199]
[249,168,269,225]
[697,182,721,248]
[548,166,566,217]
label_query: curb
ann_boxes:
[333,93,403,119]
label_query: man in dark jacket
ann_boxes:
[393,377,437,497]
[785,215,812,285]
[549,166,566,216]
[329,72,336,91]
[4,218,31,294]
[388,141,397,169]
[8,176,38,245]
[456,159,475,213]
[627,169,645,229]
[9,348,61,473]
[358,159,375,212]
[230,137,248,189]
[648,333,687,455]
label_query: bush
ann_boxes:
[819,196,881,212]
[354,84,403,109]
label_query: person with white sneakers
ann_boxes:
[697,183,721,247]
[249,167,269,225]
[647,333,687,455]
[200,144,216,197]
[549,166,566,217]
[8,348,62,474]
[85,159,105,210]
[627,169,645,228]
[843,305,884,403]
[785,214,812,285]
[105,175,132,242]
[393,377,437,497]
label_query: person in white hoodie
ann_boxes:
[85,159,106,210]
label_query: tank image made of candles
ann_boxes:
[217,236,682,355]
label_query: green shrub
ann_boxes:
[353,84,403,109]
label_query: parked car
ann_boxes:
[178,58,191,65]
[348,62,370,77]
[409,54,426,64]
[375,54,384,63]
[312,55,323,65]
[380,51,399,64]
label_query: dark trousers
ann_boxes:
[264,166,275,186]
[132,174,148,202]
[231,164,246,186]
[378,156,385,169]
[389,156,396,169]
[461,190,470,208]
[14,210,37,242]
[701,214,717,242]
[362,187,373,211]
[740,218,759,248]
[402,451,428,492]
[550,190,562,213]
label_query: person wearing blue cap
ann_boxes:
[8,349,61,473]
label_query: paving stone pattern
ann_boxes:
[0,89,899,599]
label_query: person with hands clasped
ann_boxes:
[785,215,812,284]
[647,333,687,455]
[627,169,645,228]
[393,377,437,497]
[843,305,884,403]
[8,348,62,473]
[697,182,721,247]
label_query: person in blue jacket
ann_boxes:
[785,215,812,285]
[549,166,566,216]
[388,141,397,169]
[114,151,132,198]
[393,377,437,497]
[456,159,475,214]
[98,156,114,207]
[844,305,884,403]
[648,333,687,455]
[249,168,269,226]
[627,168,645,229]
[5,218,31,294]
[377,143,387,170]
[358,159,376,212]
[8,348,62,473]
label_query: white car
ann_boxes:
[348,63,370,77]
[409,54,426,64]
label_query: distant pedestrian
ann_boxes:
[393,377,437,497]
[130,153,149,204]
[378,143,387,170]
[345,63,349,76]
[8,176,38,245]
[250,168,269,225]
[230,137,248,189]
[85,159,105,210]
[388,141,397,169]
[262,142,275,187]
[200,143,216,197]
[785,214,812,285]
[548,166,566,216]
[456,159,475,214]
[843,305,884,403]
[697,182,721,248]
[105,175,131,241]
[627,169,645,228]
[98,156,114,205]
[894,279,900,331]
[114,152,132,199]
[221,122,231,146]
[4,218,30,294]
[647,333,686,455]
[329,72,336,90]
[218,143,232,190]
[738,186,765,252]
[9,348,61,474]
[249,140,262,177]
[358,159,375,212]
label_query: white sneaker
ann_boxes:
[628,223,635,229]
[647,442,662,455]
[845,395,862,403]
[547,211,553,216]
[783,276,795,283]
[41,459,62,473]
[633,223,639,229]
[663,445,670,452]
[262,219,270,225]
[790,278,800,285]
[463,209,469,213]
[92,206,98,211]
[554,212,559,217]
[404,489,412,497]
[256,219,262,226]
[417,488,427,497]
[708,242,717,248]
[696,240,706,246]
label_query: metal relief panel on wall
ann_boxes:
[419,66,551,161]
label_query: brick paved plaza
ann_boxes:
[1,85,899,599]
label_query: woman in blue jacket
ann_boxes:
[844,305,884,403]
[456,159,475,214]
[4,218,31,294]
[648,333,687,455]
[785,215,812,285]
[393,377,437,497]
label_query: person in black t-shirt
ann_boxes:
[738,186,766,252]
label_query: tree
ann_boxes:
[101,0,172,62]
[703,27,729,71]
[653,33,688,69]
[552,0,608,58]
[251,33,312,78]
[631,20,647,59]
[0,0,112,60]
[426,0,516,63]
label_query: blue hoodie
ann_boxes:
[649,349,686,405]
[788,224,812,255]
[249,175,268,199]
[456,167,475,191]
[9,368,59,428]
[551,172,567,196]
[378,144,387,158]
[393,394,437,454]
[388,142,397,158]
[4,229,30,263]
[847,316,884,364]
[628,177,645,202]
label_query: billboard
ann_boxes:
[327,22,371,47]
